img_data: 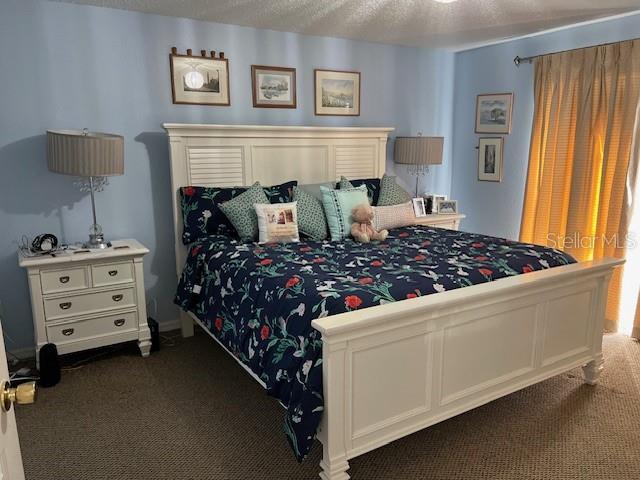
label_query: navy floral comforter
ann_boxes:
[175,226,575,461]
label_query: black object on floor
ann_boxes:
[148,317,160,352]
[38,343,60,388]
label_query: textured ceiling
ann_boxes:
[51,0,640,49]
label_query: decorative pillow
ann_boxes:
[293,186,329,240]
[321,184,369,241]
[255,202,300,243]
[179,181,297,244]
[337,176,381,205]
[180,186,246,244]
[372,201,416,231]
[263,180,297,203]
[297,182,335,201]
[219,183,270,241]
[377,174,412,206]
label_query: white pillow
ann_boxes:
[254,201,300,243]
[372,201,416,231]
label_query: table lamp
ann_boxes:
[47,129,124,249]
[394,135,443,197]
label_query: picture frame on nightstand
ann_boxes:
[412,197,427,217]
[437,199,458,215]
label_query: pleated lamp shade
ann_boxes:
[394,136,444,166]
[47,130,124,177]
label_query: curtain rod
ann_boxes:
[513,36,640,67]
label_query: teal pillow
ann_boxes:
[219,183,270,241]
[321,184,369,241]
[377,174,412,206]
[293,186,329,240]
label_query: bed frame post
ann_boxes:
[318,340,350,480]
[582,271,611,385]
[180,311,195,338]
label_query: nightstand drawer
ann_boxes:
[44,287,136,321]
[47,311,138,345]
[41,267,89,294]
[92,261,134,287]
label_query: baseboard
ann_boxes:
[6,346,34,361]
[158,318,182,333]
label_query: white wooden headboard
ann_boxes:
[163,123,394,273]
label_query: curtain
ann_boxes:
[520,39,640,333]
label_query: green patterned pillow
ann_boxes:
[293,186,328,240]
[321,184,369,241]
[377,174,412,206]
[219,183,270,241]
[338,176,354,190]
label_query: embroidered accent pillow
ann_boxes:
[219,183,270,241]
[321,184,369,241]
[255,202,300,243]
[337,176,381,205]
[179,181,297,244]
[377,174,412,206]
[372,201,416,231]
[293,186,329,240]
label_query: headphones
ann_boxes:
[31,234,59,253]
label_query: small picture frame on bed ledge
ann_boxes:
[412,197,427,217]
[437,199,458,215]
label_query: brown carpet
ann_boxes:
[16,332,640,480]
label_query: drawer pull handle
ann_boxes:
[112,294,124,302]
[108,270,118,277]
[62,328,74,336]
[114,319,126,327]
[59,302,72,310]
[59,276,70,284]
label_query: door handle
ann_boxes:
[1,380,37,412]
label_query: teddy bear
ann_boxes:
[350,203,388,243]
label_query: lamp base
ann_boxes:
[84,233,110,250]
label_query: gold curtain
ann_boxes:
[520,39,640,332]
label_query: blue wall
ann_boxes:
[451,13,640,241]
[0,0,455,353]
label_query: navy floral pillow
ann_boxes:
[336,177,381,205]
[180,181,296,244]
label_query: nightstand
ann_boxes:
[19,239,152,366]
[414,213,465,230]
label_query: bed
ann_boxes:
[164,123,623,480]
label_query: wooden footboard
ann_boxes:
[311,259,622,480]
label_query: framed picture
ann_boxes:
[423,194,434,214]
[431,194,447,213]
[437,200,458,215]
[478,137,504,182]
[412,197,427,217]
[475,93,513,134]
[251,65,296,108]
[170,52,230,106]
[314,69,360,116]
